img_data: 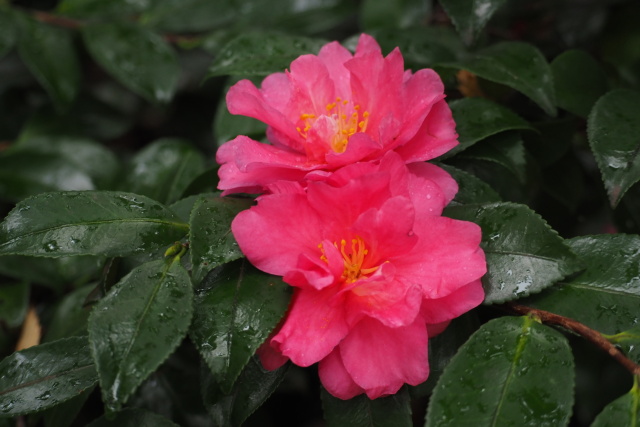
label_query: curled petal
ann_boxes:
[318,348,365,400]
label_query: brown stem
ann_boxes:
[505,302,640,376]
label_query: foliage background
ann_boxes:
[1,0,640,426]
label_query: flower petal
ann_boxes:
[318,348,365,400]
[407,161,458,207]
[421,280,485,324]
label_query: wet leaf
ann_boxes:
[122,138,205,205]
[87,408,180,426]
[201,357,288,426]
[88,259,193,412]
[0,255,102,291]
[168,192,218,223]
[0,282,28,328]
[591,379,640,427]
[437,163,501,205]
[456,132,527,183]
[551,49,609,118]
[42,386,94,427]
[190,259,291,393]
[443,97,534,158]
[524,234,640,335]
[189,196,252,284]
[0,6,17,60]
[447,42,557,116]
[322,386,412,427]
[208,32,326,77]
[426,316,574,426]
[606,327,640,365]
[361,0,430,31]
[444,202,581,304]
[0,337,97,416]
[0,191,189,258]
[587,89,640,207]
[82,22,179,103]
[142,0,235,32]
[17,16,80,111]
[57,0,151,19]
[439,0,509,45]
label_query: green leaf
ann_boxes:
[190,259,291,393]
[189,196,251,284]
[44,284,94,342]
[361,0,430,31]
[322,387,412,427]
[88,259,193,412]
[523,118,576,168]
[587,89,640,207]
[82,22,179,103]
[606,327,640,365]
[591,379,640,427]
[0,7,17,60]
[437,164,501,205]
[213,77,266,147]
[87,408,180,427]
[0,282,28,328]
[443,97,534,158]
[448,42,557,116]
[0,256,102,291]
[57,0,151,19]
[141,0,235,32]
[208,32,327,77]
[0,191,188,258]
[456,132,527,183]
[444,202,581,304]
[439,0,509,45]
[201,357,288,427]
[551,49,609,118]
[426,316,574,427]
[168,192,218,223]
[42,386,94,427]
[122,138,205,205]
[0,337,98,416]
[524,234,640,335]
[17,17,80,111]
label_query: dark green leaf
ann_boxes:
[0,337,97,416]
[57,0,150,19]
[17,17,80,111]
[0,256,102,291]
[447,42,557,116]
[361,0,430,30]
[0,191,188,258]
[191,259,291,393]
[87,408,180,427]
[541,153,585,212]
[122,138,205,205]
[82,22,179,103]
[439,0,509,45]
[587,89,640,207]
[0,282,28,328]
[168,192,219,223]
[208,32,326,77]
[456,132,527,183]
[551,49,609,118]
[524,234,640,335]
[437,163,501,205]
[201,357,288,427]
[523,118,576,168]
[142,0,235,32]
[180,167,220,199]
[426,316,574,427]
[214,77,266,147]
[44,284,94,342]
[606,327,640,365]
[591,380,640,427]
[0,7,16,60]
[443,97,534,158]
[42,386,94,427]
[447,158,529,203]
[88,259,193,412]
[444,202,581,304]
[322,386,412,427]
[189,196,251,284]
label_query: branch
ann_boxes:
[505,302,640,376]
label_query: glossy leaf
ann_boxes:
[0,6,16,60]
[142,0,234,32]
[443,97,534,158]
[57,0,150,19]
[439,0,509,44]
[87,408,180,427]
[426,316,574,427]
[587,89,640,207]
[189,196,251,284]
[361,0,430,31]
[551,49,608,118]
[122,138,205,205]
[444,202,581,304]
[449,42,557,116]
[524,234,640,335]
[169,192,218,223]
[42,386,94,427]
[456,132,527,183]
[190,259,291,393]
[606,327,640,365]
[82,22,179,103]
[208,32,326,77]
[0,255,102,291]
[591,379,640,427]
[0,191,188,257]
[0,337,97,416]
[322,387,412,427]
[0,282,28,328]
[17,17,80,111]
[88,259,193,412]
[437,163,501,205]
[201,357,288,427]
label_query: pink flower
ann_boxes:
[232,153,486,399]
[217,34,458,195]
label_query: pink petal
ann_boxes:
[355,33,383,57]
[324,133,382,167]
[426,321,450,338]
[407,161,458,207]
[317,41,353,96]
[339,316,429,399]
[318,348,365,400]
[288,54,335,114]
[257,338,289,371]
[421,280,485,324]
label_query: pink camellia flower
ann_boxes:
[217,33,458,195]
[232,153,486,399]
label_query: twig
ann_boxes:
[505,302,640,376]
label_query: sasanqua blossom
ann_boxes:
[232,154,486,399]
[217,34,458,195]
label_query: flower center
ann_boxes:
[319,236,379,283]
[296,97,370,154]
